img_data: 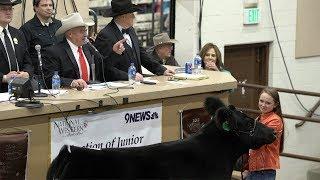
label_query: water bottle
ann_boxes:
[128,63,136,85]
[52,71,61,94]
[194,55,202,74]
[7,76,15,95]
[193,55,202,74]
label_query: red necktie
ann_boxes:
[78,47,89,82]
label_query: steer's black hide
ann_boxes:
[47,97,276,180]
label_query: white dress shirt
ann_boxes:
[115,22,133,48]
[66,39,90,80]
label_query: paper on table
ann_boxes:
[107,82,130,88]
[88,82,131,90]
[35,89,68,95]
[167,81,189,85]
[0,92,10,102]
[141,77,159,83]
[141,66,154,76]
[173,73,209,80]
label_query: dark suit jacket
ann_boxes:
[0,26,33,93]
[43,39,103,88]
[43,38,124,88]
[94,20,166,80]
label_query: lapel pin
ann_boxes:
[13,38,18,45]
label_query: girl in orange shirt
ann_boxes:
[246,88,284,180]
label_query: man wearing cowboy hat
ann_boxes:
[95,0,174,81]
[0,0,33,93]
[43,13,126,91]
[149,32,179,66]
[20,0,61,75]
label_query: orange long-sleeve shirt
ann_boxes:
[248,112,283,171]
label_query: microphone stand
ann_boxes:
[34,45,48,97]
[87,55,101,84]
[34,74,48,97]
[85,38,107,83]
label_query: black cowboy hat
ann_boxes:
[0,0,21,6]
[105,0,142,17]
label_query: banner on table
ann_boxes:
[51,103,162,160]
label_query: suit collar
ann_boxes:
[0,26,17,65]
[0,26,7,57]
[63,38,80,78]
[0,40,9,66]
[110,20,132,58]
[110,20,125,41]
[9,27,21,61]
[0,25,9,33]
[110,20,139,58]
[63,39,93,78]
[114,21,124,33]
[82,45,93,65]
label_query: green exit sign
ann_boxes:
[243,7,260,25]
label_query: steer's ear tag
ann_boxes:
[222,121,230,131]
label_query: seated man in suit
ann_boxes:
[94,0,174,81]
[0,0,33,93]
[149,32,179,66]
[43,13,126,91]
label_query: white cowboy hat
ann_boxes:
[55,13,94,36]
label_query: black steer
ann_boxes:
[47,97,276,180]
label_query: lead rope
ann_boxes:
[240,155,244,180]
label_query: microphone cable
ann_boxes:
[268,0,319,117]
[84,38,132,92]
[198,0,205,51]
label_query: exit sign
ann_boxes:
[243,7,260,25]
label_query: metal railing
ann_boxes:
[237,82,320,163]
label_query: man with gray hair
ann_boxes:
[43,13,126,91]
[149,32,179,66]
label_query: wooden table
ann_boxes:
[0,70,237,179]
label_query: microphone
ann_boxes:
[34,44,48,97]
[84,37,107,83]
[84,37,100,54]
[35,44,43,71]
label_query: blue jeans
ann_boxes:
[246,170,276,180]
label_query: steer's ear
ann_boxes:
[205,97,225,116]
[215,107,231,132]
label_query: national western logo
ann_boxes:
[53,119,88,137]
